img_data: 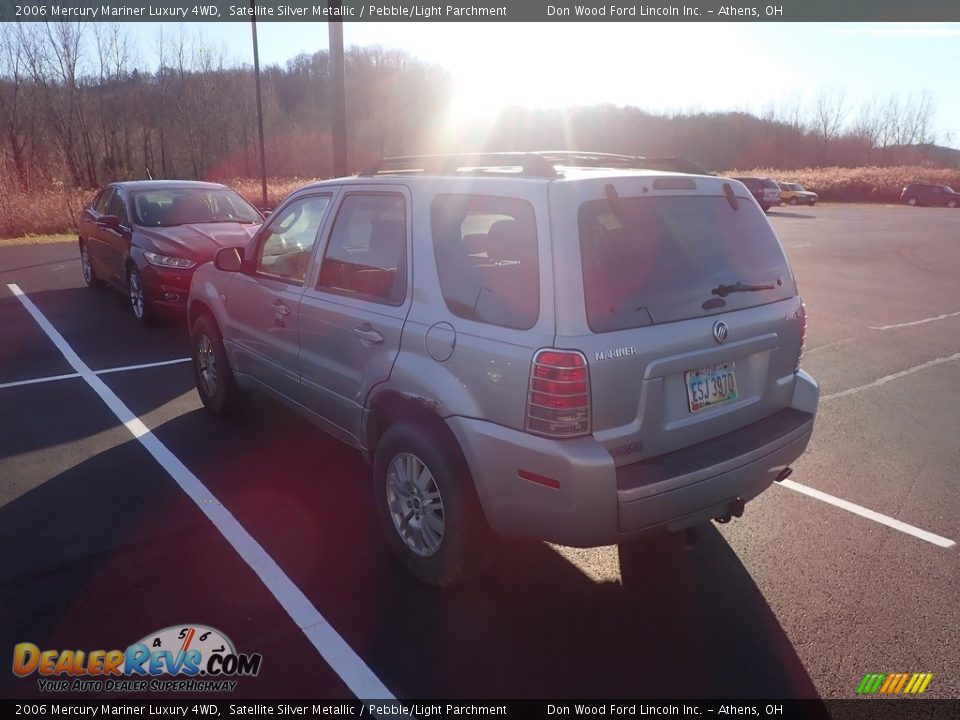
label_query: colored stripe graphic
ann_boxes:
[857,672,933,694]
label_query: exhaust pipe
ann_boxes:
[775,467,793,482]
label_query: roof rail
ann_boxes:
[360,151,710,177]
[365,152,560,178]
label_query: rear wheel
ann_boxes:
[373,422,494,586]
[192,313,241,415]
[948,199,957,209]
[906,196,918,206]
[789,197,798,206]
[79,241,101,288]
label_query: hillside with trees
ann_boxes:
[0,22,957,236]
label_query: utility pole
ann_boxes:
[328,2,348,177]
[251,0,269,209]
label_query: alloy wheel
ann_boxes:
[385,452,445,557]
[195,334,218,398]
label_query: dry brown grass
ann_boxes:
[729,166,960,203]
[0,177,324,242]
[3,167,958,242]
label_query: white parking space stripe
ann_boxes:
[869,310,960,330]
[777,479,956,549]
[821,352,960,402]
[7,283,398,701]
[0,372,80,390]
[0,358,191,391]
[95,357,190,375]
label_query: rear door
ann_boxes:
[298,187,411,444]
[550,175,805,463]
[83,188,115,282]
[102,188,132,285]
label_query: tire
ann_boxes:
[127,265,152,324]
[906,196,918,206]
[789,197,798,206]
[192,313,242,415]
[79,240,101,288]
[372,422,493,587]
[948,200,957,209]
[809,199,816,206]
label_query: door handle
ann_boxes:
[272,300,290,316]
[353,326,384,344]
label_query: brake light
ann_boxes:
[526,349,591,437]
[796,301,807,372]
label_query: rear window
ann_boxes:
[578,195,795,332]
[762,179,780,190]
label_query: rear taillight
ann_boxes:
[796,301,807,372]
[526,349,591,437]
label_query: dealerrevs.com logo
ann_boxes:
[13,624,262,693]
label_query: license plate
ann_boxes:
[685,362,738,413]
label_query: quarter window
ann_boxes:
[317,194,407,305]
[430,194,539,330]
[256,195,331,284]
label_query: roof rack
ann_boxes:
[361,151,710,178]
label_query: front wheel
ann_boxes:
[127,266,152,324]
[192,314,242,415]
[906,196,918,206]
[789,197,798,206]
[948,200,957,209]
[373,423,493,586]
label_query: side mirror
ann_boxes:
[97,215,120,231]
[214,246,243,273]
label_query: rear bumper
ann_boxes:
[448,370,818,547]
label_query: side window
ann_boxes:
[93,189,113,215]
[256,195,331,284]
[317,193,407,305]
[106,191,129,226]
[430,194,539,330]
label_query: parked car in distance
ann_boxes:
[79,181,264,323]
[900,183,960,208]
[778,182,818,206]
[730,176,781,211]
[188,152,819,587]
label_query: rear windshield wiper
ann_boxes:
[711,281,776,298]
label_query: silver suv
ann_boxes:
[187,152,819,586]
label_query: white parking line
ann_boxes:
[0,372,81,390]
[777,479,956,549]
[0,358,190,391]
[869,310,960,331]
[7,283,397,701]
[95,357,190,375]
[821,352,960,402]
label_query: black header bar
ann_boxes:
[1,0,959,23]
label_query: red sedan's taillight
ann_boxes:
[796,301,807,372]
[526,349,591,437]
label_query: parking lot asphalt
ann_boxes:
[1,204,958,701]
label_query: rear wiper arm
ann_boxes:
[711,281,776,298]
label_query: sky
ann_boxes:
[124,22,960,147]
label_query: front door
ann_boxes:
[223,193,335,402]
